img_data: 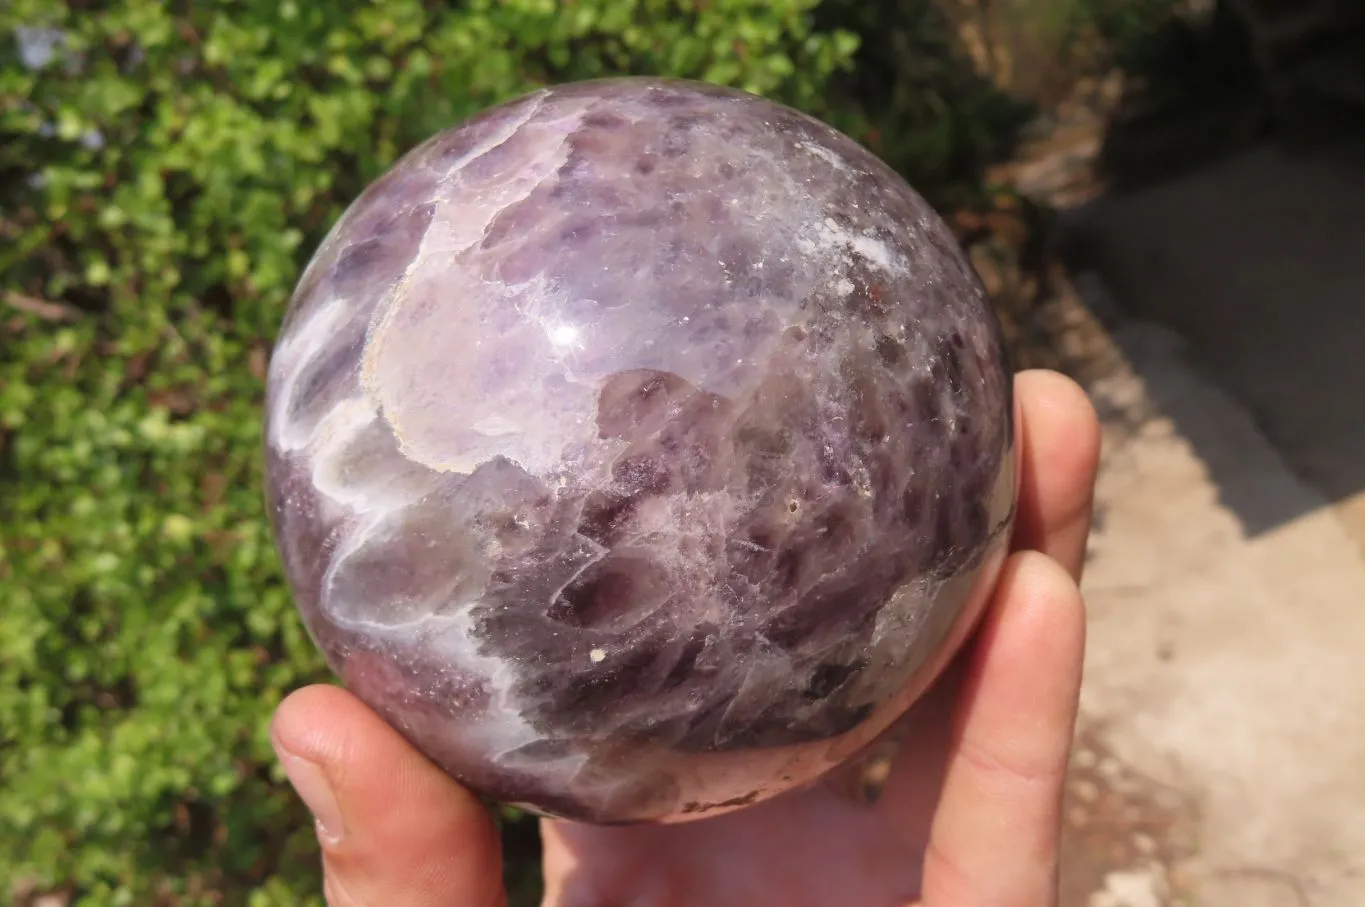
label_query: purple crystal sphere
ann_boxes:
[265,78,1016,824]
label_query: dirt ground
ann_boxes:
[1003,107,1365,907]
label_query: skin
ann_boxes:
[271,368,1101,907]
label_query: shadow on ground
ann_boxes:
[988,11,1365,904]
[1056,120,1365,543]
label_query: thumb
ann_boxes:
[270,684,506,907]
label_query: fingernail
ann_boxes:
[277,749,345,846]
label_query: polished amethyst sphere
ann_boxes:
[265,78,1015,824]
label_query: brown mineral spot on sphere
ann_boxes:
[264,77,1016,824]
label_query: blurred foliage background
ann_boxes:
[2,1,1192,904]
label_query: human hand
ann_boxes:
[270,369,1100,907]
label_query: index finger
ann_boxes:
[1011,370,1101,581]
[922,550,1086,907]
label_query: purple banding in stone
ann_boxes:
[265,77,1016,824]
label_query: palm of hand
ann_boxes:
[271,371,1098,907]
[540,675,959,907]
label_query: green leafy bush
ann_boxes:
[811,0,1036,208]
[0,2,858,903]
[0,0,1054,903]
